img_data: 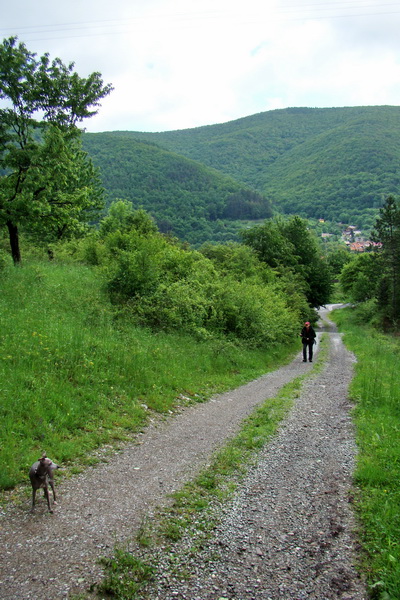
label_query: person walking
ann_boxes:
[300,321,316,362]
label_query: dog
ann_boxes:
[29,453,59,513]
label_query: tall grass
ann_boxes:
[0,260,298,491]
[332,308,400,600]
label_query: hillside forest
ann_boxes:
[82,105,400,245]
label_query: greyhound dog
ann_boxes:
[29,453,59,513]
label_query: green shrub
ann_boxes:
[208,278,297,345]
[98,228,303,346]
[133,279,211,331]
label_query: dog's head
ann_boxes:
[38,453,58,471]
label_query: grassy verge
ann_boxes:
[332,307,400,600]
[0,260,298,493]
[92,335,329,599]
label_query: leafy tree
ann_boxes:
[241,217,332,307]
[21,126,105,255]
[326,246,352,279]
[200,241,273,283]
[279,216,332,307]
[0,36,113,263]
[340,253,381,303]
[240,218,297,269]
[99,200,158,237]
[371,195,400,321]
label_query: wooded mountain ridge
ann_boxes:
[82,105,400,244]
[81,133,272,246]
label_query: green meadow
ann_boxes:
[0,259,298,491]
[333,307,400,600]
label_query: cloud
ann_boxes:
[1,0,399,132]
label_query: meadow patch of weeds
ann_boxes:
[333,307,400,599]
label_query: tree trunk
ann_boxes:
[7,221,21,265]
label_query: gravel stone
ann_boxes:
[0,305,367,599]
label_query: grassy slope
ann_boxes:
[332,307,400,599]
[0,260,298,491]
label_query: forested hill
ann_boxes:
[83,105,400,234]
[82,134,272,245]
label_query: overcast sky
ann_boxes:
[1,0,400,133]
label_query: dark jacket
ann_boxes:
[300,325,316,343]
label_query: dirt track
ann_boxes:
[0,305,366,599]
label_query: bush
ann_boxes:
[53,213,313,348]
[127,274,299,347]
[210,279,298,345]
[132,279,211,332]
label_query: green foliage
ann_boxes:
[0,36,112,263]
[73,208,305,346]
[326,246,353,278]
[98,549,155,599]
[89,106,400,233]
[371,196,400,323]
[0,259,299,490]
[99,200,158,237]
[332,308,400,599]
[339,196,400,328]
[241,216,332,307]
[200,241,273,282]
[0,248,12,272]
[81,133,272,246]
[340,253,382,303]
[22,127,104,243]
[240,218,297,269]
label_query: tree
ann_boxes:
[241,217,332,307]
[0,36,113,263]
[371,195,400,321]
[326,246,352,279]
[340,253,381,303]
[200,241,273,283]
[20,126,105,254]
[279,216,332,308]
[99,200,158,237]
[240,218,298,269]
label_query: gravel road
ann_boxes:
[0,305,367,599]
